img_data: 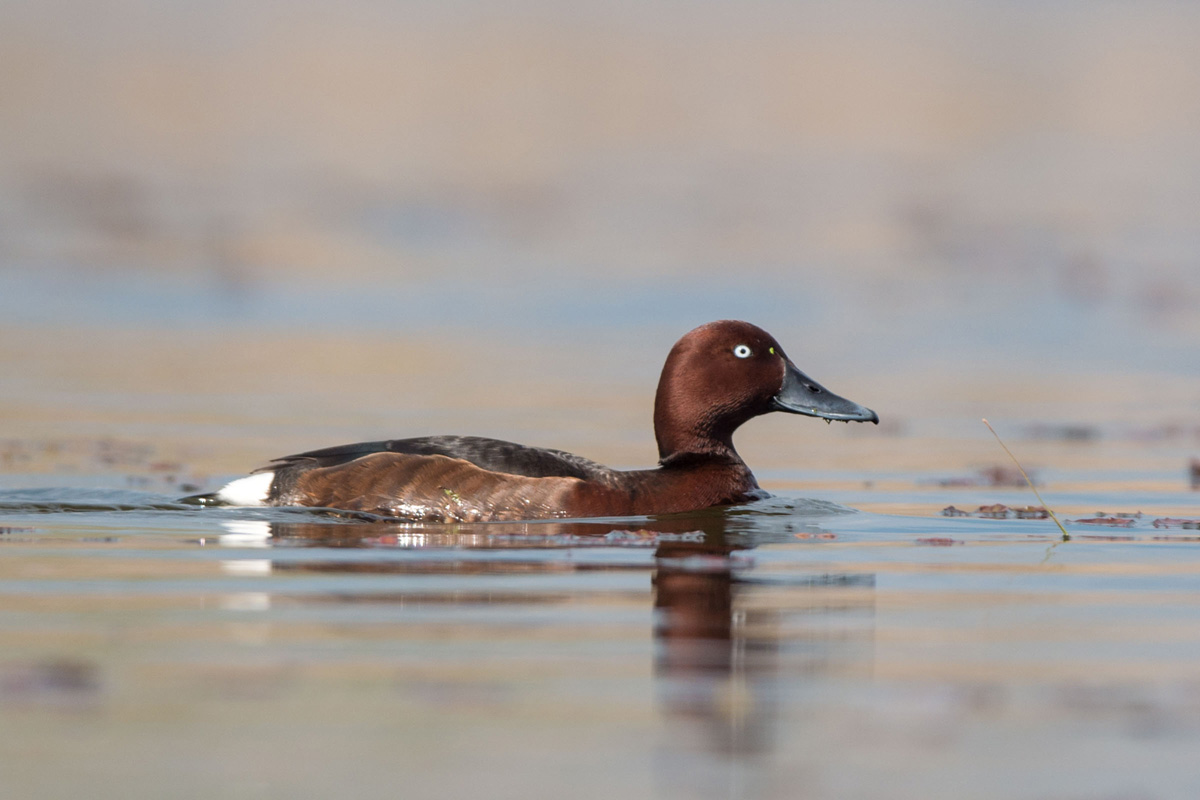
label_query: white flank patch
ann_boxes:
[216,472,274,506]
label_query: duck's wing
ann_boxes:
[261,435,614,482]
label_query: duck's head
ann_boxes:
[653,320,878,460]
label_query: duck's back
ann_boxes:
[262,436,627,522]
[271,435,614,481]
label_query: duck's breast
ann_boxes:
[621,457,764,517]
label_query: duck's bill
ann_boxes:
[771,361,879,424]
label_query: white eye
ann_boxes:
[732,344,753,359]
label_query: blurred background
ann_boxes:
[3,6,1200,798]
[1,0,1197,483]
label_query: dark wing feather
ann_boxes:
[261,435,614,482]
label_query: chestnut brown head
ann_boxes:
[653,320,877,461]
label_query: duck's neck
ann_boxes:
[654,397,745,463]
[650,362,760,510]
[655,430,740,463]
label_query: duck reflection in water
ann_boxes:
[219,509,874,769]
[650,516,874,788]
[654,534,777,757]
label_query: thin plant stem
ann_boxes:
[982,418,1070,541]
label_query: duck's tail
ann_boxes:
[178,472,275,507]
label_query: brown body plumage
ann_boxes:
[271,450,759,522]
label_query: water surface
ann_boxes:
[2,469,1199,799]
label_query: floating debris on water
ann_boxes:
[940,507,1192,531]
[941,504,1048,520]
[1152,518,1200,530]
[1070,517,1137,528]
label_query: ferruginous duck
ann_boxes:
[187,320,877,521]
